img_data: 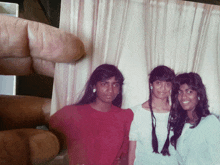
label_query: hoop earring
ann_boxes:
[93,88,96,93]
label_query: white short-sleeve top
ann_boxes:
[176,115,220,165]
[129,104,178,165]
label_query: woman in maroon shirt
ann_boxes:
[50,64,133,165]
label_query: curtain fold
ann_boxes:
[51,0,220,116]
[144,0,215,73]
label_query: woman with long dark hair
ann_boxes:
[169,72,220,164]
[49,64,133,165]
[128,65,178,165]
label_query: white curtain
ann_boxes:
[51,0,220,117]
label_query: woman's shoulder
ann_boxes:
[130,103,153,117]
[49,105,74,124]
[52,105,74,114]
[113,106,134,119]
[198,115,220,143]
[201,114,220,124]
[53,104,89,116]
[112,106,134,121]
[130,104,145,113]
[199,114,220,132]
[60,104,83,112]
[124,108,134,122]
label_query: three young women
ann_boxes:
[49,64,133,165]
[50,63,220,164]
[128,65,178,165]
[169,72,220,165]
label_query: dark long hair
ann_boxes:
[76,64,124,108]
[170,72,210,149]
[148,65,175,156]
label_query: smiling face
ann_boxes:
[151,80,172,99]
[94,76,120,105]
[178,83,199,112]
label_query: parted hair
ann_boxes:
[76,64,124,108]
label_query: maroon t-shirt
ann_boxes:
[49,104,133,165]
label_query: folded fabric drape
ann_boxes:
[51,0,220,117]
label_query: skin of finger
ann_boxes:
[0,95,51,130]
[0,16,29,58]
[42,99,52,124]
[29,130,60,164]
[0,129,59,165]
[0,15,86,77]
[0,57,33,75]
[27,19,86,63]
[0,130,29,165]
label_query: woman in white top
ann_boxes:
[169,72,220,165]
[128,65,178,165]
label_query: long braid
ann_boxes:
[150,85,172,156]
[161,112,171,156]
[149,87,159,153]
[148,65,175,156]
[160,90,174,156]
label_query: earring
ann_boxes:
[198,96,200,100]
[93,88,96,93]
[150,86,153,90]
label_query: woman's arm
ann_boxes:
[49,125,67,150]
[114,109,134,165]
[205,116,220,164]
[49,108,69,150]
[184,115,220,165]
[128,141,136,165]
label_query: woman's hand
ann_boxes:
[0,15,85,164]
[0,15,85,77]
[0,15,86,129]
